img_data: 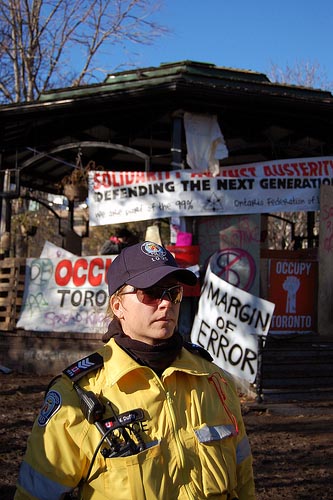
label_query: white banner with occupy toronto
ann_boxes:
[17,255,114,334]
[190,266,275,384]
[88,156,333,226]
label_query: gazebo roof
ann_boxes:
[1,60,332,195]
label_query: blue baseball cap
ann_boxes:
[107,241,197,295]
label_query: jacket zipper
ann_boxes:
[165,389,195,500]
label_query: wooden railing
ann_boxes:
[255,334,333,403]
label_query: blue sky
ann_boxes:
[106,0,333,88]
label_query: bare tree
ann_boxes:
[266,59,329,250]
[268,59,333,92]
[0,0,168,103]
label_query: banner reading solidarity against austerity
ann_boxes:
[190,266,275,383]
[89,156,333,225]
[17,256,115,334]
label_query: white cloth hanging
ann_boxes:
[184,112,228,176]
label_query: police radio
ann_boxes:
[73,382,146,479]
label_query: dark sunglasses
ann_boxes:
[120,285,183,305]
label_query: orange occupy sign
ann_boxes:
[268,259,317,332]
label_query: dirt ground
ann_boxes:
[1,371,332,500]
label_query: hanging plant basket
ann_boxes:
[63,183,88,202]
[21,224,38,237]
[58,151,104,202]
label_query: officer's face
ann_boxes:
[111,277,181,345]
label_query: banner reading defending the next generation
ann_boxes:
[88,156,333,225]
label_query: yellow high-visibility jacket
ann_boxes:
[15,339,255,500]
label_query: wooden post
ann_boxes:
[171,112,183,169]
[318,185,333,337]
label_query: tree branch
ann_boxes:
[0,0,169,102]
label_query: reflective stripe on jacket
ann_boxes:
[15,339,255,500]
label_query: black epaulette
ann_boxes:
[184,342,213,362]
[63,352,104,383]
[44,352,104,395]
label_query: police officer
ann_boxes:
[15,241,255,500]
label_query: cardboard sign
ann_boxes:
[191,265,275,383]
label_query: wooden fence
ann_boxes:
[0,258,25,331]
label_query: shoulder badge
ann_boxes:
[63,352,104,382]
[38,390,62,427]
[184,342,213,362]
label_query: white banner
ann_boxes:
[190,266,275,383]
[17,256,116,333]
[88,156,333,225]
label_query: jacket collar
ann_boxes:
[100,339,212,386]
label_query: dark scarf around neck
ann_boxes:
[102,318,183,375]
